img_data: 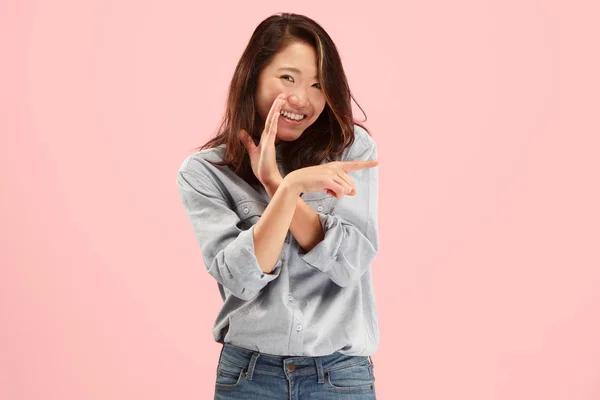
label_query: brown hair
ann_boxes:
[196,12,372,187]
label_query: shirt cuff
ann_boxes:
[297,212,343,273]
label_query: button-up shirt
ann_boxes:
[176,124,379,356]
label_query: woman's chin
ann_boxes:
[276,127,302,139]
[277,132,303,143]
[279,120,313,136]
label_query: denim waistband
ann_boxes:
[218,342,374,382]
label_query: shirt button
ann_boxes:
[243,207,249,214]
[296,324,302,331]
[288,295,293,301]
[317,205,323,212]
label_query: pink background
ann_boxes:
[2,1,599,399]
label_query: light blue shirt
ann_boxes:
[176,124,379,356]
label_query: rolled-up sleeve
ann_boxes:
[298,132,379,287]
[176,164,281,301]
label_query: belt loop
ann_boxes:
[368,355,374,366]
[245,351,260,381]
[314,356,325,384]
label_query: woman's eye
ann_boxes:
[280,75,320,89]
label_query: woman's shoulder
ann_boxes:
[177,144,226,179]
[342,123,377,161]
[354,123,376,147]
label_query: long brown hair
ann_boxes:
[197,12,372,187]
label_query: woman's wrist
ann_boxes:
[264,181,279,198]
[282,173,303,197]
[265,174,302,198]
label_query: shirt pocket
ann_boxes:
[301,191,333,214]
[233,199,267,230]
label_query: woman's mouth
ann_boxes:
[280,109,307,124]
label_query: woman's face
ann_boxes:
[255,40,326,144]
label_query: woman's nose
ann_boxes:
[287,94,308,107]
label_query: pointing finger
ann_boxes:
[341,159,380,173]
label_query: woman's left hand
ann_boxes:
[239,93,286,187]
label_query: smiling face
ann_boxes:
[255,40,327,144]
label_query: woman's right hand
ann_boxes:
[285,159,379,199]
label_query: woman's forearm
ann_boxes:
[264,181,325,255]
[253,179,302,274]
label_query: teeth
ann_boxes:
[280,110,305,120]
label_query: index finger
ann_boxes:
[340,159,380,173]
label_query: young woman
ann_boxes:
[177,12,380,399]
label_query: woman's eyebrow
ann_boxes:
[276,67,318,79]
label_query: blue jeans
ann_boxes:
[214,343,377,399]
